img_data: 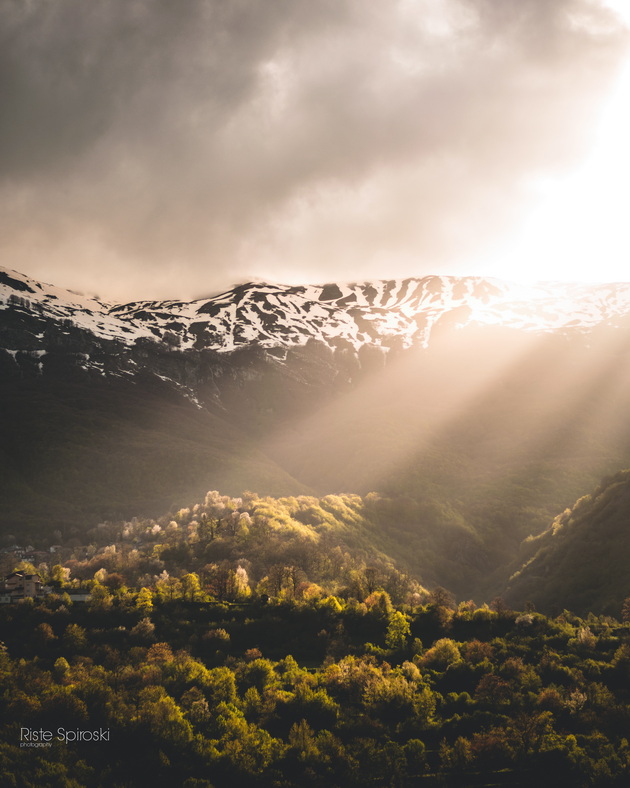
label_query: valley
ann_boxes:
[3,267,630,785]
[3,267,630,609]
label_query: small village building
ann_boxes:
[0,571,90,604]
[0,571,49,603]
[66,592,91,603]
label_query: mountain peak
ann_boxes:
[4,268,630,372]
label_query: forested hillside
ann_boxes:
[3,478,630,785]
[506,470,630,616]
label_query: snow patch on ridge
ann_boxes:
[3,266,630,359]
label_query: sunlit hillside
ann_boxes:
[507,469,630,615]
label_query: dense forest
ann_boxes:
[2,581,630,786]
[0,472,630,788]
[2,487,630,786]
[4,473,630,616]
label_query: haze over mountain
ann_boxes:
[506,469,630,615]
[3,265,630,603]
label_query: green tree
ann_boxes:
[89,581,112,611]
[181,573,201,602]
[137,686,193,744]
[385,611,411,650]
[130,617,156,641]
[288,719,319,761]
[422,638,461,670]
[49,564,70,588]
[33,622,56,648]
[156,573,181,602]
[136,586,154,613]
[63,623,87,651]
[13,560,38,575]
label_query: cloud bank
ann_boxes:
[0,0,627,300]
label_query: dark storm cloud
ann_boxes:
[0,0,627,299]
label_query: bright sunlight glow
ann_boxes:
[483,16,630,284]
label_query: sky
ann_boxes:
[1,0,629,302]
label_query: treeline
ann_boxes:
[5,485,499,601]
[1,589,630,786]
[22,491,430,609]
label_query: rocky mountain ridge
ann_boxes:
[5,264,630,414]
[4,266,630,361]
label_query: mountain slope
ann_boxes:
[5,267,630,602]
[505,469,630,616]
[0,376,311,537]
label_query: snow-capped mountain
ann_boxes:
[3,265,630,363]
[4,265,630,595]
